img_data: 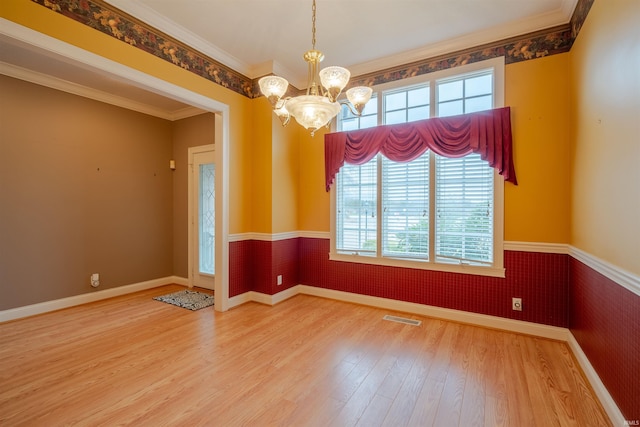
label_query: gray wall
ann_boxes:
[0,76,175,309]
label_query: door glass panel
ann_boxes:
[199,163,215,275]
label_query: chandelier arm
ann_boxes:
[339,100,364,117]
[274,96,291,110]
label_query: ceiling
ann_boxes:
[1,0,577,119]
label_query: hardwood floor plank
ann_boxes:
[459,326,489,427]
[380,319,446,427]
[483,331,510,427]
[431,323,470,426]
[0,285,612,426]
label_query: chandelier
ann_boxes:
[258,0,372,136]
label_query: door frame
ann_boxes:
[188,145,215,290]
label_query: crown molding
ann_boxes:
[1,19,224,115]
[328,0,577,79]
[104,0,252,78]
[31,0,590,99]
[0,62,202,121]
[0,61,203,121]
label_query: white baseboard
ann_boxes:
[297,285,569,341]
[172,276,189,287]
[230,285,568,340]
[227,286,300,309]
[0,276,183,323]
[566,333,625,425]
[229,284,622,423]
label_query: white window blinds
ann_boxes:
[435,154,493,265]
[336,158,378,254]
[382,153,429,259]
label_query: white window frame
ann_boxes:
[330,57,505,278]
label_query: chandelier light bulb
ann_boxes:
[319,66,350,102]
[258,75,289,106]
[346,86,373,115]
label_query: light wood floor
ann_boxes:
[0,285,610,426]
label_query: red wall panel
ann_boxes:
[298,238,568,327]
[569,258,640,421]
[229,238,299,297]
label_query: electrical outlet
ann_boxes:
[512,297,522,311]
[91,273,100,288]
[277,275,283,285]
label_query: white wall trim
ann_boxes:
[229,234,639,299]
[0,276,182,323]
[0,61,203,121]
[230,285,568,340]
[570,246,640,298]
[297,286,570,341]
[229,234,573,253]
[227,291,255,308]
[228,232,299,242]
[172,276,190,287]
[227,286,301,309]
[504,241,570,254]
[298,231,331,239]
[566,333,625,425]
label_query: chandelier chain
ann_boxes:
[311,0,316,49]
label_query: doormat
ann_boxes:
[153,290,214,311]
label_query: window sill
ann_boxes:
[329,252,506,278]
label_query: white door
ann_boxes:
[189,147,215,290]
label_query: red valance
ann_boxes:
[324,106,517,191]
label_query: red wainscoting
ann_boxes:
[569,258,640,421]
[231,237,569,327]
[229,238,299,297]
[298,238,568,327]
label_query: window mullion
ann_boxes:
[376,153,382,257]
[428,76,436,263]
[429,151,436,263]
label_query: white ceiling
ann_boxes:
[1,0,577,119]
[105,0,578,87]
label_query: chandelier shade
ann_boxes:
[346,86,374,115]
[258,0,372,135]
[285,95,341,131]
[319,66,350,102]
[258,76,289,106]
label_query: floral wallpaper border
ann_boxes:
[33,0,593,99]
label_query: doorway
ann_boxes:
[2,21,230,311]
[189,145,215,291]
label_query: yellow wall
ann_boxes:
[1,0,254,235]
[297,55,574,245]
[271,112,300,234]
[297,127,331,232]
[250,98,274,233]
[569,0,640,275]
[504,54,572,243]
[249,98,301,234]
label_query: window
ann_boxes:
[331,58,505,277]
